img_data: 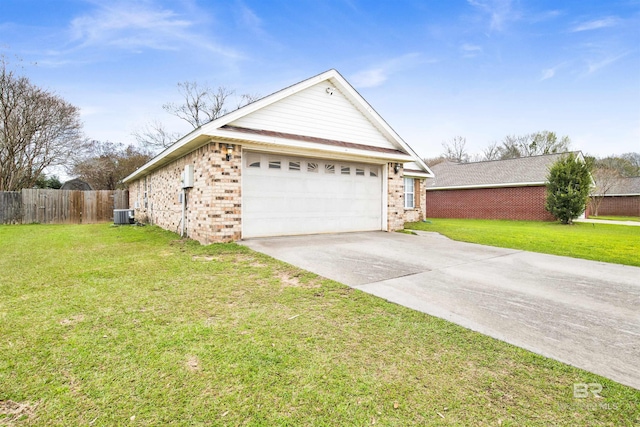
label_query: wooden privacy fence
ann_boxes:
[0,189,128,224]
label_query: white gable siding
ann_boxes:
[229,81,396,150]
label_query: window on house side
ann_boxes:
[404,177,415,209]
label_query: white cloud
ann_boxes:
[467,0,519,31]
[460,43,483,57]
[65,1,241,58]
[237,3,264,35]
[571,16,619,32]
[352,68,387,88]
[540,68,555,81]
[587,52,628,74]
[351,53,422,88]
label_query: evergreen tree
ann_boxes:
[545,153,592,224]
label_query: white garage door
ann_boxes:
[243,152,383,238]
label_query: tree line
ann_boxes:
[1,57,257,191]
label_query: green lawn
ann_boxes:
[406,219,640,267]
[590,215,640,223]
[1,224,639,425]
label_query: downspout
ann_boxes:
[181,188,186,238]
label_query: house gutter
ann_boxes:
[427,181,546,191]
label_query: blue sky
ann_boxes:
[1,0,639,161]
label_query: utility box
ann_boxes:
[182,164,194,188]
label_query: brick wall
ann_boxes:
[129,141,242,243]
[588,196,640,217]
[425,185,555,221]
[387,163,405,231]
[130,154,420,242]
[404,178,426,223]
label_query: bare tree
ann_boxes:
[236,92,261,110]
[71,141,152,190]
[0,57,85,191]
[497,131,571,159]
[133,120,182,152]
[163,82,233,128]
[589,167,621,216]
[135,82,260,153]
[441,136,470,163]
[481,141,501,161]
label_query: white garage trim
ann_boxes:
[242,150,384,238]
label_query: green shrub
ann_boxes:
[545,153,592,224]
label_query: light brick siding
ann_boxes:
[425,186,555,221]
[387,163,405,231]
[129,141,242,243]
[130,154,418,243]
[588,196,640,217]
[404,178,426,223]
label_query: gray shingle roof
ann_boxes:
[605,177,640,196]
[426,152,581,189]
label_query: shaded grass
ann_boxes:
[406,219,640,267]
[0,224,638,425]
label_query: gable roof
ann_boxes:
[124,69,432,183]
[597,176,640,196]
[426,152,583,190]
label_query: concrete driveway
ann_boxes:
[241,231,640,390]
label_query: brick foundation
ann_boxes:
[425,186,555,221]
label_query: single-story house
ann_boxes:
[588,176,640,217]
[123,69,433,244]
[425,152,585,221]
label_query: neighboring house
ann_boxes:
[60,178,93,191]
[588,176,640,217]
[425,152,585,221]
[122,69,433,244]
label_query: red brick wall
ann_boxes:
[425,186,555,221]
[589,196,640,217]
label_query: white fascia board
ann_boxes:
[123,126,208,183]
[214,129,413,162]
[328,71,434,177]
[594,193,640,197]
[403,171,431,178]
[426,181,546,191]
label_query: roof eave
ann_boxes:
[426,181,546,191]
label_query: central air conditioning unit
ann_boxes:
[114,209,135,225]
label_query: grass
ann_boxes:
[406,219,640,267]
[589,215,640,223]
[1,224,639,426]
